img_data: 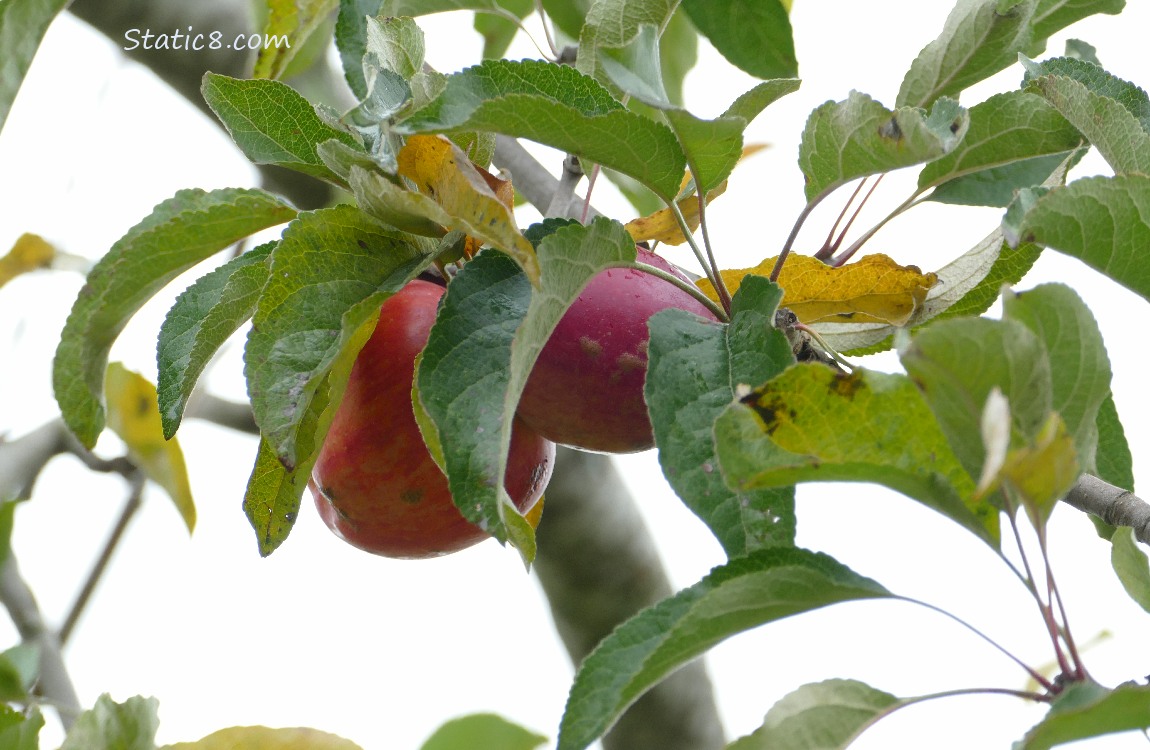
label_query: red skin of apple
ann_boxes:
[310,280,555,559]
[517,247,718,454]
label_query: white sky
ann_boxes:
[1,2,1149,749]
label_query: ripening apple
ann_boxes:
[310,279,555,558]
[516,247,718,453]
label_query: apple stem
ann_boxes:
[665,197,730,315]
[631,261,728,322]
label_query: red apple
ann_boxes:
[310,279,554,558]
[517,247,718,453]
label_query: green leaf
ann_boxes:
[398,59,686,200]
[919,91,1084,205]
[897,0,1036,109]
[105,363,197,533]
[1003,175,1150,302]
[1030,0,1125,43]
[680,0,796,80]
[157,243,273,439]
[253,0,338,80]
[363,13,426,80]
[239,209,434,556]
[245,205,435,472]
[574,0,677,90]
[659,9,698,106]
[799,92,968,203]
[420,713,547,750]
[646,277,797,556]
[541,0,589,41]
[201,73,362,186]
[474,0,534,59]
[1023,68,1150,174]
[1094,394,1134,493]
[243,436,309,557]
[1001,283,1110,473]
[599,27,798,195]
[557,548,892,750]
[899,316,1052,483]
[727,679,902,750]
[714,365,997,544]
[335,0,386,99]
[0,0,70,134]
[53,188,296,449]
[1016,680,1150,749]
[1110,527,1150,613]
[61,694,159,750]
[0,703,43,750]
[416,219,636,561]
[1022,56,1150,132]
[0,643,38,702]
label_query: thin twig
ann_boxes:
[59,473,146,647]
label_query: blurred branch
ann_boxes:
[493,136,602,221]
[67,0,339,210]
[535,447,727,750]
[0,554,81,729]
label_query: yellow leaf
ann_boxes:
[397,134,539,283]
[105,363,196,533]
[625,144,767,245]
[0,233,55,290]
[698,253,938,326]
[163,725,364,750]
[625,181,728,245]
[1001,412,1080,526]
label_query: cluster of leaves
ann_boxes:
[0,694,545,750]
[5,0,1150,746]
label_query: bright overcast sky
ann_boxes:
[1,3,1149,749]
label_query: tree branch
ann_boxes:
[0,555,82,729]
[1064,474,1150,544]
[535,447,727,749]
[67,0,337,210]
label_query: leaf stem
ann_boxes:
[1038,527,1088,681]
[829,187,926,267]
[1006,508,1074,680]
[694,186,731,314]
[897,595,1054,692]
[665,198,726,307]
[816,177,870,260]
[770,195,825,283]
[842,684,1051,747]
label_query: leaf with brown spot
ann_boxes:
[699,253,938,325]
[105,363,195,533]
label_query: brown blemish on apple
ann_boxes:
[579,336,603,358]
[400,488,424,505]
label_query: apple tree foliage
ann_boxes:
[4,0,1150,747]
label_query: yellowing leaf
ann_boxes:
[699,253,938,325]
[105,363,195,533]
[1001,412,1080,527]
[163,725,363,750]
[397,134,539,283]
[625,181,728,245]
[626,144,766,245]
[0,233,55,290]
